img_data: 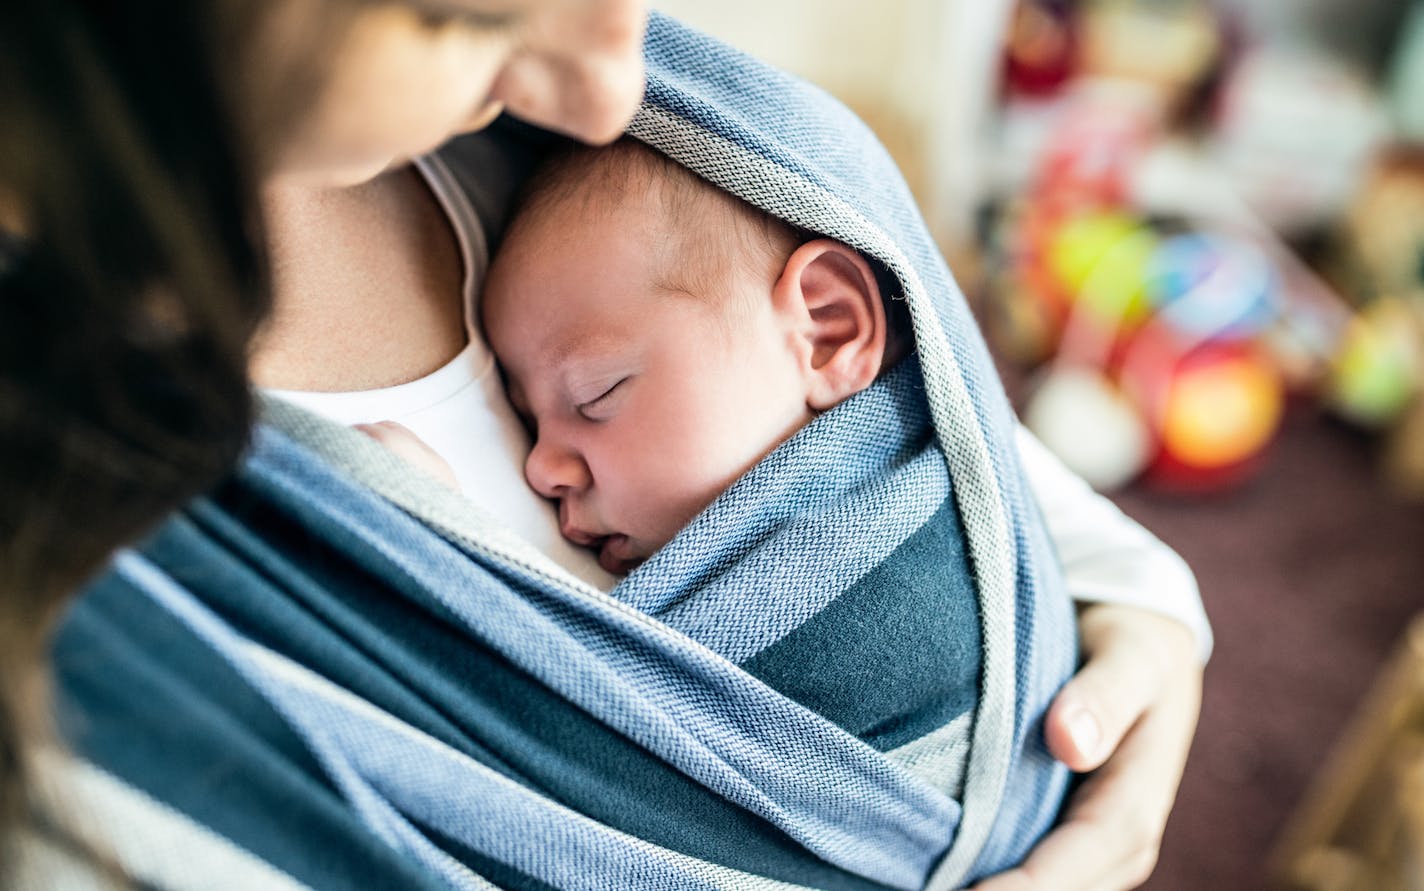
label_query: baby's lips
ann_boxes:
[557,502,601,546]
[559,518,604,548]
[556,503,644,574]
[561,525,597,547]
[597,535,644,576]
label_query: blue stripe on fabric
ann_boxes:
[661,449,944,664]
[423,831,563,891]
[742,496,982,753]
[51,568,450,891]
[618,358,942,664]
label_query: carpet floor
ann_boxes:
[1107,404,1424,890]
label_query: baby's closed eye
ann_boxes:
[577,376,630,422]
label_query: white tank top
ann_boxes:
[264,153,619,591]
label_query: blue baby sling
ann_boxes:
[49,13,1076,890]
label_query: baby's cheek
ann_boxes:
[619,468,712,553]
[662,464,740,535]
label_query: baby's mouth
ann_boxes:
[597,534,644,576]
[558,506,644,575]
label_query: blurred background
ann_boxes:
[653,1,1424,888]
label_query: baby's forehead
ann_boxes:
[513,139,747,234]
[541,167,714,233]
[496,138,805,315]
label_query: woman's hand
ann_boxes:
[356,421,460,490]
[972,603,1203,891]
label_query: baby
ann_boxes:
[479,137,909,575]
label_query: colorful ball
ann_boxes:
[1045,212,1158,329]
[1141,341,1285,490]
[1148,233,1278,341]
[1329,298,1420,427]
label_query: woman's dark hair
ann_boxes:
[0,0,290,836]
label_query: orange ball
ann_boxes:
[1143,342,1284,490]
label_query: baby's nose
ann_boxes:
[525,437,592,498]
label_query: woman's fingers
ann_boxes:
[1045,605,1197,771]
[972,604,1203,891]
[969,807,1152,891]
[355,421,460,489]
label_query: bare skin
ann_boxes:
[253,168,466,392]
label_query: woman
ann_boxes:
[1,1,1202,888]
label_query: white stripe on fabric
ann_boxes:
[627,103,1018,888]
[887,711,975,801]
[249,648,819,891]
[113,552,504,891]
[19,747,311,891]
[5,827,120,891]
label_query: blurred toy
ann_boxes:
[1329,298,1423,428]
[1045,211,1158,328]
[1288,146,1424,498]
[1076,0,1223,120]
[1156,346,1281,473]
[1127,332,1284,490]
[1034,82,1159,208]
[984,201,1154,365]
[1003,0,1078,98]
[1323,148,1424,496]
[1136,234,1284,488]
[1024,365,1153,490]
[1211,45,1390,235]
[1148,232,1277,339]
[1331,149,1424,309]
[1022,218,1287,492]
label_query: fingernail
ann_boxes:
[1065,705,1101,760]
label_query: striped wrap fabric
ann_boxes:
[43,13,1076,891]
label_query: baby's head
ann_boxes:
[483,138,901,574]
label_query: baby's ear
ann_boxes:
[773,239,888,412]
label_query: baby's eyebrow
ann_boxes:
[547,329,626,369]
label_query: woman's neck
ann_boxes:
[251,165,467,392]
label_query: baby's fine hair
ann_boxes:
[506,136,806,307]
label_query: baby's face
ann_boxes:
[483,194,813,575]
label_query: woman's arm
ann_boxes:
[1016,423,1211,661]
[978,425,1208,891]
